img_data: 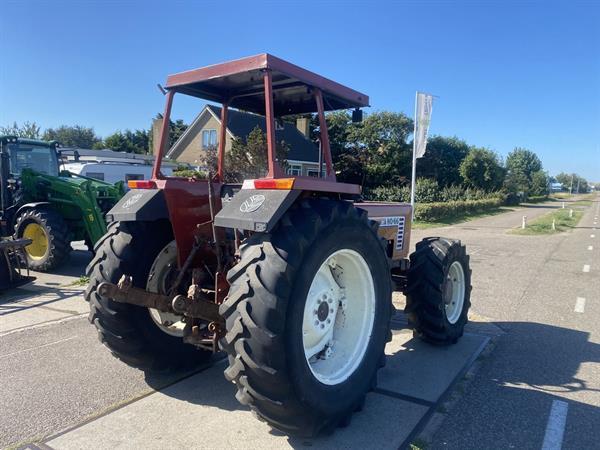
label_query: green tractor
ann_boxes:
[0,136,125,271]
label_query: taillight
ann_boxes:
[128,180,156,189]
[243,178,295,190]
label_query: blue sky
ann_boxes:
[1,0,598,180]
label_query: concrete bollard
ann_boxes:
[522,215,527,229]
[562,202,565,209]
[552,219,556,230]
[569,209,573,218]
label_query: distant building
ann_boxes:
[164,105,322,177]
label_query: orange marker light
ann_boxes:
[128,180,156,189]
[251,178,295,190]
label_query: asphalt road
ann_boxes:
[0,198,597,449]
[419,197,600,450]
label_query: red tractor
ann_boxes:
[86,54,471,437]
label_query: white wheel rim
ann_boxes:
[302,249,376,385]
[445,261,465,324]
[147,241,186,337]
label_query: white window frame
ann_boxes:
[306,167,326,178]
[287,164,302,176]
[202,129,218,149]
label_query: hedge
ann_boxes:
[526,195,549,203]
[414,198,504,222]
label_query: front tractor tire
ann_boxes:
[85,221,212,371]
[405,237,472,345]
[220,199,392,437]
[14,208,71,271]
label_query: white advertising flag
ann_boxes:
[414,92,434,158]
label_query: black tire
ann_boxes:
[14,208,71,271]
[405,237,471,345]
[85,220,212,371]
[219,199,392,437]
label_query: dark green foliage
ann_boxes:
[225,126,289,182]
[368,179,504,204]
[0,121,42,139]
[43,125,101,148]
[459,147,505,191]
[530,170,550,196]
[100,129,149,154]
[414,198,504,221]
[417,136,469,186]
[504,147,544,195]
[555,172,589,193]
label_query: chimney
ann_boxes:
[296,117,310,138]
[152,117,164,155]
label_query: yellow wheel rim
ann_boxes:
[23,223,49,260]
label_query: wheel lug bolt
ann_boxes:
[314,320,319,326]
[327,319,331,324]
[320,324,324,329]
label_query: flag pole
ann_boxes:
[410,91,418,220]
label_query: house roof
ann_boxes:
[164,53,369,116]
[167,105,319,163]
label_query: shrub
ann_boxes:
[526,195,549,203]
[367,185,410,202]
[414,178,440,202]
[173,169,208,179]
[414,198,503,221]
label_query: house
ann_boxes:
[164,105,323,177]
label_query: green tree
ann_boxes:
[504,147,543,194]
[225,126,289,181]
[43,125,100,148]
[344,111,413,188]
[100,129,149,153]
[459,147,505,191]
[530,170,549,196]
[0,121,42,139]
[555,172,588,193]
[418,136,470,187]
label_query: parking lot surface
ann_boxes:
[1,198,598,449]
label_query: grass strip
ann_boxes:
[510,208,583,235]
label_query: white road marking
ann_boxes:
[592,235,596,238]
[574,297,586,313]
[583,265,590,273]
[541,400,569,450]
[589,246,594,251]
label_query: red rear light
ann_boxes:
[247,178,295,190]
[128,180,156,189]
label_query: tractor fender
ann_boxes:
[105,189,168,222]
[15,202,52,217]
[214,189,301,232]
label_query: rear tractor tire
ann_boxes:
[14,208,71,271]
[219,199,392,437]
[405,237,472,345]
[85,221,212,371]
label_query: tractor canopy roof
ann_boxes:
[0,135,59,149]
[164,53,370,116]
